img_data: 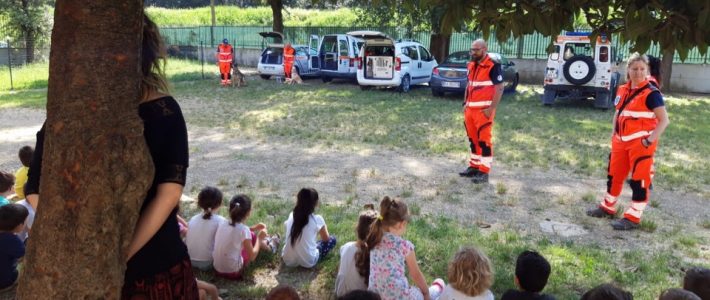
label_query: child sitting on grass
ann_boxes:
[659,288,701,300]
[440,247,494,300]
[0,204,29,291]
[186,186,225,271]
[501,250,556,300]
[0,172,14,207]
[684,267,710,300]
[336,208,378,297]
[282,188,336,268]
[212,194,277,280]
[580,283,632,300]
[359,196,445,300]
[13,146,33,201]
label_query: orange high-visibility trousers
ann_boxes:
[464,107,495,174]
[599,136,657,223]
[219,62,232,81]
[284,62,293,79]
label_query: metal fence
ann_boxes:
[160,25,710,64]
[2,24,709,90]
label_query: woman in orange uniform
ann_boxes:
[587,52,670,230]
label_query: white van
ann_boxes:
[317,33,364,82]
[352,31,437,92]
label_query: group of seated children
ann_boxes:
[183,186,338,298]
[332,196,710,300]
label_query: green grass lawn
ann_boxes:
[173,78,708,194]
[184,197,702,299]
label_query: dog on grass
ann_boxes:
[284,66,303,85]
[231,64,246,88]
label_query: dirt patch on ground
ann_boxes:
[1,94,708,298]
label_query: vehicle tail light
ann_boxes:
[357,57,362,70]
[432,67,439,75]
[395,57,401,71]
[349,58,354,67]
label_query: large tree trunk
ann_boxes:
[660,48,673,91]
[16,1,153,298]
[269,0,283,34]
[429,33,451,64]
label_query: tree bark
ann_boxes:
[429,33,451,63]
[660,47,673,91]
[269,0,283,34]
[16,1,153,298]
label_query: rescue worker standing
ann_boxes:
[458,39,505,184]
[216,38,234,86]
[587,52,670,230]
[283,43,295,80]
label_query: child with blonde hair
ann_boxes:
[440,247,494,300]
[358,196,445,300]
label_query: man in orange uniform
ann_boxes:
[216,38,234,86]
[458,39,504,184]
[587,53,669,230]
[283,43,295,80]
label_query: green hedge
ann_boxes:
[146,6,363,27]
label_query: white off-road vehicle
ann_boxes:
[542,32,620,109]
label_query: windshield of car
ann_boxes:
[444,52,470,64]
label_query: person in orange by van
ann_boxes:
[458,39,504,184]
[216,39,234,86]
[283,43,295,80]
[587,52,670,230]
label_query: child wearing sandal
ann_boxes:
[212,194,277,279]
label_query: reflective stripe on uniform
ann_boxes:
[468,80,493,87]
[467,101,493,108]
[599,193,618,213]
[619,110,655,118]
[219,59,232,63]
[619,130,653,142]
[480,156,493,168]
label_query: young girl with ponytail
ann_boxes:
[185,186,225,271]
[335,208,378,297]
[282,188,337,268]
[357,196,445,300]
[212,194,277,279]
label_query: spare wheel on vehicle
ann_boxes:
[563,55,596,85]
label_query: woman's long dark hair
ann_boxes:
[289,188,319,246]
[141,14,169,100]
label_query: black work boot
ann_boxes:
[586,207,615,219]
[611,218,640,230]
[471,173,489,184]
[458,167,480,177]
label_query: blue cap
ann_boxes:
[222,39,229,44]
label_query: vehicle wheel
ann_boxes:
[432,88,444,97]
[360,85,371,91]
[504,74,519,93]
[399,75,411,93]
[563,55,596,85]
[542,88,556,106]
[260,75,271,80]
[322,76,332,83]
